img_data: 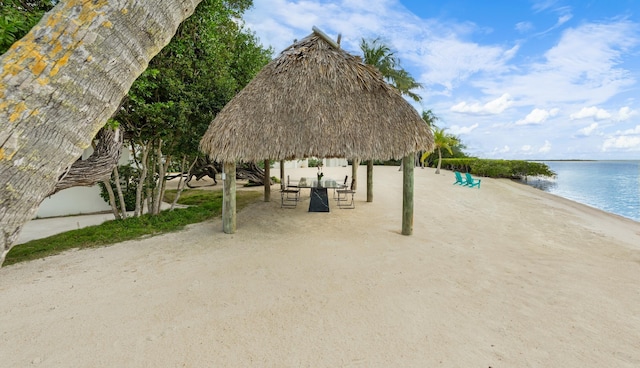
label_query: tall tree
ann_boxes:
[0,0,205,266]
[422,127,457,174]
[360,37,422,101]
[115,0,271,215]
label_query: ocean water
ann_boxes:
[524,161,640,222]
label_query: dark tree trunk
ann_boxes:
[236,162,271,185]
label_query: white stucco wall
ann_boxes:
[36,186,112,218]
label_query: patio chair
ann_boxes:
[336,178,356,209]
[286,175,299,189]
[280,182,300,208]
[333,175,349,198]
[464,173,481,188]
[453,171,466,185]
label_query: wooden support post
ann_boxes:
[366,160,373,202]
[351,158,359,190]
[264,159,271,202]
[280,160,285,183]
[222,161,236,234]
[402,154,414,235]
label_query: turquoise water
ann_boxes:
[526,161,640,222]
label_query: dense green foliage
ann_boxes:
[118,0,271,157]
[437,158,555,178]
[0,0,54,54]
[112,0,272,214]
[4,190,262,265]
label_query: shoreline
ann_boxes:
[514,175,640,225]
[2,165,639,367]
[532,160,640,223]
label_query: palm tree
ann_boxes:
[417,109,439,168]
[360,38,423,101]
[359,37,425,199]
[421,109,439,128]
[423,127,455,174]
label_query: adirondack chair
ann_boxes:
[465,172,481,188]
[453,171,466,185]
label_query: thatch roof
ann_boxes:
[200,28,434,162]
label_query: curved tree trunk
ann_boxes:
[236,162,267,185]
[0,0,201,266]
[48,127,123,196]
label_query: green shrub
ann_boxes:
[437,158,554,179]
[307,158,322,167]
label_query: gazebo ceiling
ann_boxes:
[200,27,434,162]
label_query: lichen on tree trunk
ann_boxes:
[0,0,202,266]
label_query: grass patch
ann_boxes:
[4,189,262,266]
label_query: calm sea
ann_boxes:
[523,161,640,222]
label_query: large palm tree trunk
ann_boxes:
[0,0,201,266]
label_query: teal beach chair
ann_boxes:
[464,173,481,188]
[453,171,466,185]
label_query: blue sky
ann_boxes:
[242,0,640,160]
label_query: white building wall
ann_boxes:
[273,158,347,169]
[36,186,112,218]
[323,158,348,167]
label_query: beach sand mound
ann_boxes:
[1,166,639,367]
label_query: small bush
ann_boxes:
[307,158,322,167]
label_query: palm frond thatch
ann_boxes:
[200,29,434,162]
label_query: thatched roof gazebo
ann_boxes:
[200,27,434,235]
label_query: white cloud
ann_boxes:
[602,125,640,151]
[415,38,516,92]
[616,106,638,121]
[449,123,479,135]
[577,123,599,137]
[451,93,513,115]
[619,125,640,135]
[516,21,533,33]
[602,136,640,151]
[515,107,559,125]
[538,140,552,153]
[557,14,573,27]
[477,20,639,108]
[570,106,612,121]
[521,145,532,152]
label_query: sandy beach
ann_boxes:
[1,165,639,367]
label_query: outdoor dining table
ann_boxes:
[297,177,338,212]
